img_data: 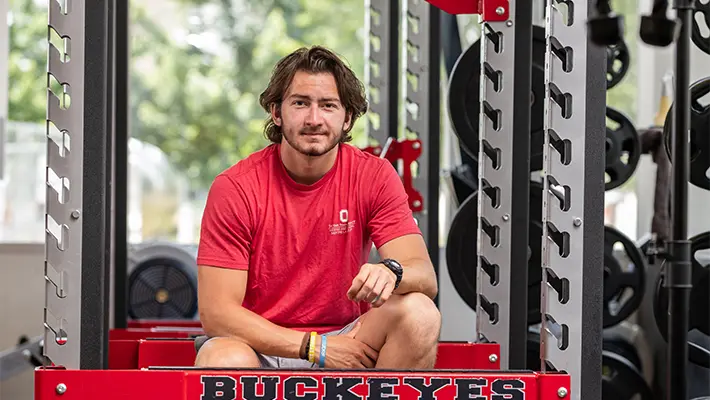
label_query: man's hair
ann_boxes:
[259,46,368,144]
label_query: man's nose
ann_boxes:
[305,105,324,125]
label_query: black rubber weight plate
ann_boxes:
[664,76,710,190]
[445,181,544,325]
[606,40,630,90]
[692,1,710,56]
[602,225,646,328]
[605,107,641,191]
[448,26,547,171]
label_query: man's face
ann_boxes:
[272,71,351,157]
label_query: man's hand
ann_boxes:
[324,321,379,368]
[347,262,396,307]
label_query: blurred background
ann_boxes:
[1,0,642,247]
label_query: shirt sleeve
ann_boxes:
[367,160,422,249]
[196,174,253,270]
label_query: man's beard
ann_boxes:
[283,127,343,157]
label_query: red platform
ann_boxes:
[109,339,502,371]
[35,368,570,399]
[110,320,204,340]
[126,319,202,329]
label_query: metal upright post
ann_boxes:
[666,1,694,398]
[112,0,130,330]
[475,0,533,369]
[539,0,606,399]
[364,0,398,146]
[44,0,112,369]
[402,0,440,297]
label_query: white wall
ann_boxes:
[0,244,46,400]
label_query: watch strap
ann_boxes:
[381,259,403,289]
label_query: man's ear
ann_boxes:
[343,112,352,132]
[270,103,282,127]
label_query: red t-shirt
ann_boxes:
[196,143,421,333]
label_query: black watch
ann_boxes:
[380,259,403,289]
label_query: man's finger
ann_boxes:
[373,281,394,307]
[359,274,383,303]
[360,355,375,369]
[348,267,371,300]
[345,321,362,338]
[366,277,387,304]
[361,343,379,363]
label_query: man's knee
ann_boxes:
[388,292,441,331]
[194,337,261,368]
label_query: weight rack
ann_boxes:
[36,0,573,399]
[430,0,606,399]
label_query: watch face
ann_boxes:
[385,259,402,272]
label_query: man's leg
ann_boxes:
[348,292,441,369]
[194,336,314,369]
[194,337,262,368]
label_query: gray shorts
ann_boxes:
[194,319,358,369]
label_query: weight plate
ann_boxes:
[663,76,710,190]
[654,231,710,368]
[606,107,641,191]
[445,181,544,325]
[446,191,480,311]
[528,330,653,400]
[692,2,710,56]
[603,225,646,328]
[602,350,653,400]
[448,164,477,206]
[603,336,643,373]
[606,40,630,90]
[448,26,547,171]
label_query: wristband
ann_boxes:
[318,336,327,368]
[308,332,317,363]
[300,333,310,360]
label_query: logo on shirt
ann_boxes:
[339,209,348,223]
[330,208,356,235]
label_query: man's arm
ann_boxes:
[198,266,306,359]
[196,175,307,359]
[378,234,438,299]
[350,161,438,303]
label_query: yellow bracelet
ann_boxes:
[308,332,317,363]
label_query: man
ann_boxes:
[194,46,441,370]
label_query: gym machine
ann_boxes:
[442,0,710,399]
[24,0,709,399]
[32,0,569,399]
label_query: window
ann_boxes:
[3,0,367,243]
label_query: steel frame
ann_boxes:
[37,0,576,399]
[539,1,605,400]
[402,0,441,297]
[44,0,112,370]
[475,0,533,371]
